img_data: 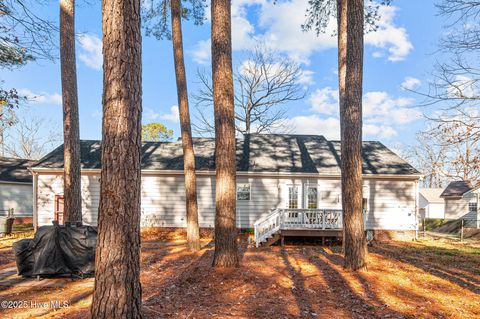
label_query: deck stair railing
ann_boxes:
[254,208,342,247]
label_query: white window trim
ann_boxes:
[286,184,301,209]
[304,184,318,209]
[468,202,477,212]
[236,183,251,201]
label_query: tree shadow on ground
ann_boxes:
[298,247,410,318]
[280,249,315,317]
[370,242,480,294]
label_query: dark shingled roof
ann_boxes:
[33,134,420,175]
[0,157,36,183]
[440,180,475,198]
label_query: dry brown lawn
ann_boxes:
[0,231,479,319]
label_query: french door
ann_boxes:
[285,183,318,209]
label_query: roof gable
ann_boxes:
[419,188,444,203]
[33,134,421,176]
[440,180,475,198]
[0,157,36,183]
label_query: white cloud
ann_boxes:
[363,91,421,125]
[17,89,62,105]
[297,69,315,85]
[447,75,480,99]
[160,105,180,123]
[401,77,421,90]
[190,39,211,65]
[364,124,397,139]
[364,6,413,62]
[284,115,398,140]
[192,0,412,64]
[308,87,338,115]
[78,34,102,70]
[287,86,422,140]
[285,115,340,140]
[256,0,336,64]
[231,3,257,50]
[144,106,180,123]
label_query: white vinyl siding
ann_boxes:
[0,182,33,217]
[37,174,100,226]
[35,173,418,231]
[444,192,478,221]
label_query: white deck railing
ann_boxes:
[254,208,343,247]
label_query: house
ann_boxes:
[419,188,445,219]
[30,134,422,241]
[0,157,36,223]
[440,180,479,225]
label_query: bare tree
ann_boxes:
[60,0,81,223]
[411,1,480,139]
[424,113,479,183]
[3,115,61,159]
[193,47,306,136]
[90,0,143,315]
[436,0,480,53]
[407,1,480,185]
[403,133,448,188]
[211,0,239,268]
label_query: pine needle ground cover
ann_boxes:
[0,234,478,318]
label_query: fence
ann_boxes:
[420,217,480,241]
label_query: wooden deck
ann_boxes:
[254,209,343,247]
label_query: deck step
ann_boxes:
[261,233,281,247]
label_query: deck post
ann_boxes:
[281,234,285,247]
[322,210,325,229]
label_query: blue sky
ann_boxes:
[3,0,445,153]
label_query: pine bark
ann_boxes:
[171,0,201,251]
[90,0,143,316]
[60,0,82,223]
[337,0,367,271]
[211,0,239,268]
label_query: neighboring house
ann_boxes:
[419,188,445,219]
[440,180,479,224]
[30,134,422,240]
[0,157,35,223]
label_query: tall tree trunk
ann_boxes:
[90,0,143,316]
[60,0,82,223]
[170,0,201,251]
[211,0,239,268]
[337,0,367,271]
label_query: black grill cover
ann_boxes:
[13,224,97,277]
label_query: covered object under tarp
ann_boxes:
[13,223,97,277]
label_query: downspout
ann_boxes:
[414,179,420,240]
[31,170,38,231]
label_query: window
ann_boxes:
[469,202,478,213]
[237,183,251,200]
[306,186,318,209]
[288,185,299,209]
